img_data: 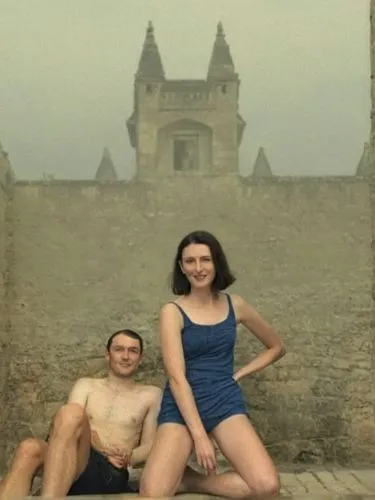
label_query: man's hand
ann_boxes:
[91,430,132,469]
[103,445,133,470]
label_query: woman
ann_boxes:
[140,230,285,498]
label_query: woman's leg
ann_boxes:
[181,415,280,499]
[139,423,193,498]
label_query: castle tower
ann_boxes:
[127,22,246,180]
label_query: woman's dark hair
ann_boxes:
[106,329,143,353]
[171,230,236,295]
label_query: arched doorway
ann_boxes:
[157,119,213,174]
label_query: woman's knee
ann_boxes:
[139,473,161,497]
[139,465,173,497]
[139,424,193,497]
[139,476,173,498]
[51,403,87,436]
[253,472,280,497]
[138,477,153,497]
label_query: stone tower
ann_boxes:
[127,22,246,179]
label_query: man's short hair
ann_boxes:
[106,329,143,353]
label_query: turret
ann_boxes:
[251,147,273,178]
[95,147,118,181]
[135,21,165,82]
[207,22,238,81]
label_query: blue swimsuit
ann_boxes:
[157,293,248,433]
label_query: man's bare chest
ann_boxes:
[85,390,148,426]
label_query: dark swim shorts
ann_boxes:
[67,447,135,495]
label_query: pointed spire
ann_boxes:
[95,147,118,181]
[356,141,371,176]
[207,22,237,80]
[136,21,165,80]
[252,147,273,178]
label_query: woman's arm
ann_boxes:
[231,295,286,381]
[159,303,207,441]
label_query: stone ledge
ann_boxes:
[20,467,375,498]
[18,494,375,499]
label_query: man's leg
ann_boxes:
[0,438,46,500]
[41,403,91,498]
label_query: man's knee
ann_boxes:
[51,403,87,437]
[13,438,44,464]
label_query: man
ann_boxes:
[0,329,162,499]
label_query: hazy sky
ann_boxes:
[0,0,370,180]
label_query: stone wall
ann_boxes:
[1,175,373,470]
[0,183,6,470]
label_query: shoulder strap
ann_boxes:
[167,301,191,326]
[225,293,236,319]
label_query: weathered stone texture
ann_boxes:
[1,175,372,471]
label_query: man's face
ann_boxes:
[106,333,142,378]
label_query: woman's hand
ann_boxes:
[193,434,217,474]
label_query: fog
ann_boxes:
[0,0,370,179]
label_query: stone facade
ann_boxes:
[126,22,246,179]
[0,174,373,472]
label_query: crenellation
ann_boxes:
[159,89,215,111]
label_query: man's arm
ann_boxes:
[67,377,92,407]
[129,386,162,468]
